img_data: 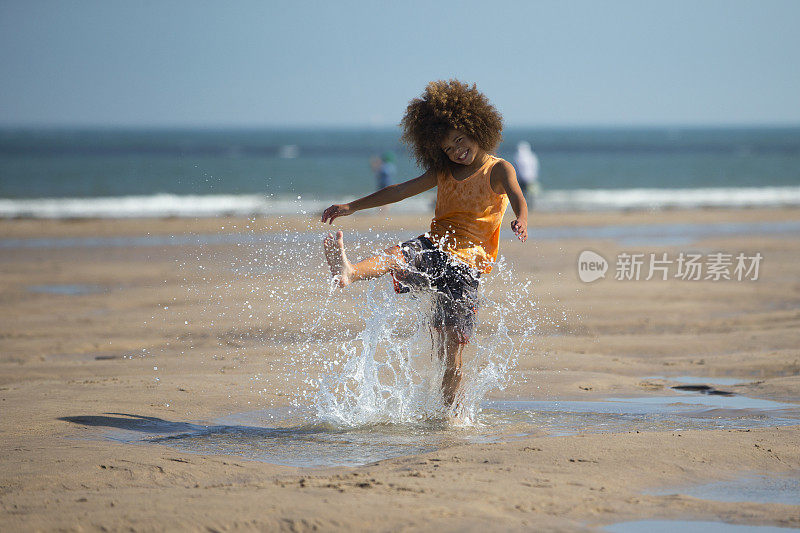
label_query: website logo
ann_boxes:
[578,250,608,283]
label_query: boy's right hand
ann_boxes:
[321,204,353,224]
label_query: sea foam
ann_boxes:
[2,186,800,219]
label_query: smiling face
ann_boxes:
[440,129,483,166]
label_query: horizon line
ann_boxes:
[2,121,800,131]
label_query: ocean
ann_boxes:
[1,126,799,218]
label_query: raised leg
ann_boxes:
[323,231,404,287]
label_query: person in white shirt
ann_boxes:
[513,141,540,206]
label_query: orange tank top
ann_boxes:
[428,155,510,273]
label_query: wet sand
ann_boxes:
[1,207,799,531]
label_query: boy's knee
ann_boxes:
[383,245,407,268]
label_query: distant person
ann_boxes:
[513,141,540,207]
[375,152,397,190]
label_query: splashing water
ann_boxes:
[166,224,545,428]
[309,254,539,426]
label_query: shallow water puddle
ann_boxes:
[1,230,407,250]
[27,284,104,295]
[604,520,790,532]
[6,220,800,250]
[78,409,451,467]
[646,474,800,505]
[483,393,800,437]
[644,376,750,387]
[67,389,800,468]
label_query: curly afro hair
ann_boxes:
[400,79,503,174]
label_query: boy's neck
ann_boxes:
[467,150,491,170]
[449,150,491,180]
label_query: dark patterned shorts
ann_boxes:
[391,236,480,342]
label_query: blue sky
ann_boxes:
[1,0,799,127]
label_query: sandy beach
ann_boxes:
[1,207,799,531]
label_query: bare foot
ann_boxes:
[323,231,354,287]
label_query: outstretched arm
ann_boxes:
[321,170,437,224]
[491,160,529,242]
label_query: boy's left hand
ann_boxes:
[511,219,527,242]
